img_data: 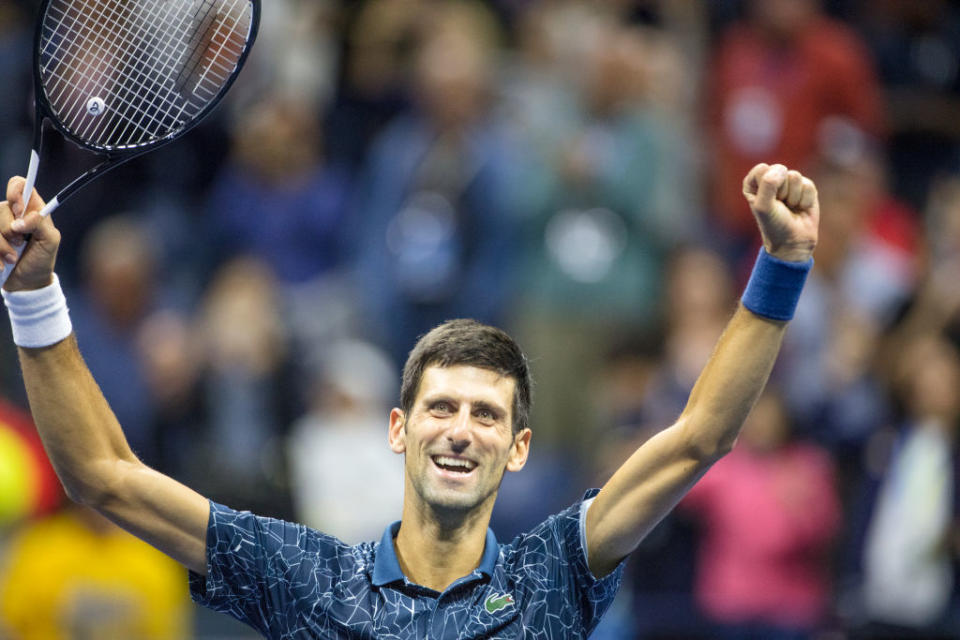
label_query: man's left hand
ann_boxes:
[742,163,819,263]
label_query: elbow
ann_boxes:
[688,438,736,466]
[62,483,89,506]
[59,460,129,510]
[678,415,738,464]
[710,435,738,460]
[55,468,100,506]
[62,477,110,509]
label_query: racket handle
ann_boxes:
[21,150,39,214]
[1,151,40,288]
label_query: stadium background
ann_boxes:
[1,0,960,637]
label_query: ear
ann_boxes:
[505,428,532,472]
[388,408,406,454]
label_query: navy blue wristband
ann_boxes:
[740,248,813,321]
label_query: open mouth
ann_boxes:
[431,455,477,474]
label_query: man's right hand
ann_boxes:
[2,177,61,292]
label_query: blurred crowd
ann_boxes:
[1,0,960,638]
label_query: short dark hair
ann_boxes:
[401,319,532,434]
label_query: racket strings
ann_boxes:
[58,0,246,145]
[45,0,190,145]
[39,0,251,151]
[44,0,198,145]
[48,0,223,134]
[45,0,193,140]
[104,0,212,145]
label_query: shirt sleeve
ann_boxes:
[188,501,352,638]
[575,491,627,630]
[512,489,626,636]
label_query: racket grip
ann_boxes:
[21,150,39,214]
[1,150,39,288]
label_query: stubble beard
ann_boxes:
[410,460,504,526]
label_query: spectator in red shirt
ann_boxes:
[707,0,885,253]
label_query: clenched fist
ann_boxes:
[742,163,819,263]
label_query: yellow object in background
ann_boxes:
[0,428,36,525]
[0,506,191,640]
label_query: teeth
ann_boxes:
[433,456,477,471]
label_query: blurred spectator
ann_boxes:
[781,149,915,450]
[508,14,701,451]
[0,2,32,182]
[68,216,164,466]
[926,176,960,273]
[511,18,699,316]
[856,0,960,209]
[834,177,960,636]
[0,505,191,639]
[708,0,885,253]
[234,0,340,108]
[355,1,520,363]
[193,257,299,519]
[135,309,207,481]
[325,0,420,169]
[286,339,402,543]
[206,94,363,368]
[0,398,60,529]
[853,335,960,638]
[590,335,663,468]
[641,246,737,431]
[886,175,960,352]
[683,389,842,639]
[207,96,353,286]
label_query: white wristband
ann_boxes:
[2,274,73,348]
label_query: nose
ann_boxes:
[446,407,472,452]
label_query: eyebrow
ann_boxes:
[422,395,508,420]
[471,400,507,421]
[423,394,457,407]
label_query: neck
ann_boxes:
[394,497,494,592]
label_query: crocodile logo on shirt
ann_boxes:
[484,592,515,614]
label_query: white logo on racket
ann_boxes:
[86,97,105,116]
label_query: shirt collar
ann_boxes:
[372,520,500,587]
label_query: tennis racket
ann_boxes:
[2,0,261,285]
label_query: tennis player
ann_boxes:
[0,162,818,639]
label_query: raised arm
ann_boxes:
[1,177,209,575]
[585,163,820,576]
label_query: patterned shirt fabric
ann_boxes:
[189,489,624,639]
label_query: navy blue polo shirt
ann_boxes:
[189,489,624,639]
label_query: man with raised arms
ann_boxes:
[0,162,818,638]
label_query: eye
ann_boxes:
[474,408,495,423]
[430,401,454,415]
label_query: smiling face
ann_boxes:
[389,365,531,519]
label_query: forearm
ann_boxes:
[678,305,787,459]
[18,335,139,504]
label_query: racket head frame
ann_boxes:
[27,0,261,206]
